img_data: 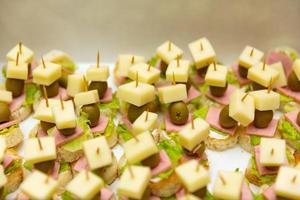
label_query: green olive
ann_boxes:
[238,65,248,78]
[210,83,228,97]
[287,71,300,92]
[58,127,76,136]
[296,111,300,127]
[169,101,189,125]
[252,82,267,91]
[219,105,237,128]
[160,61,168,76]
[88,81,108,99]
[186,78,192,91]
[0,102,10,123]
[193,187,207,198]
[129,187,151,200]
[5,78,24,97]
[40,121,55,132]
[45,80,59,98]
[197,66,208,78]
[141,153,160,168]
[58,74,68,88]
[81,103,100,127]
[254,109,273,128]
[0,187,3,199]
[127,104,147,123]
[34,160,55,174]
[145,98,160,113]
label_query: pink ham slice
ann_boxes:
[192,73,205,85]
[53,126,83,146]
[232,64,251,86]
[100,188,114,200]
[151,150,172,176]
[184,86,201,103]
[0,120,18,130]
[18,193,30,200]
[51,160,60,180]
[91,116,109,134]
[52,87,69,101]
[241,182,253,200]
[266,51,293,76]
[263,185,277,200]
[254,146,281,175]
[3,155,14,168]
[206,84,236,105]
[149,196,161,200]
[37,127,47,137]
[285,110,300,132]
[9,92,25,112]
[122,115,132,130]
[277,86,300,103]
[165,113,191,132]
[206,107,236,135]
[175,188,186,199]
[73,156,88,172]
[101,88,113,103]
[246,119,278,137]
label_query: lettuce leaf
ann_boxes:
[280,94,293,104]
[1,65,6,78]
[23,83,41,106]
[116,124,132,142]
[156,169,174,180]
[23,162,33,171]
[204,191,216,200]
[278,120,300,141]
[250,135,261,146]
[104,118,114,138]
[4,159,21,174]
[193,105,209,119]
[158,135,183,165]
[147,56,159,67]
[61,191,75,200]
[286,148,295,164]
[253,194,265,200]
[0,124,18,136]
[59,161,71,173]
[249,157,276,185]
[199,83,209,94]
[227,71,239,86]
[99,94,119,118]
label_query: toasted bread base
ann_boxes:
[5,127,23,148]
[205,133,239,151]
[149,173,181,198]
[58,148,83,163]
[11,106,32,122]
[5,149,23,194]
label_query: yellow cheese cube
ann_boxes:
[250,90,280,111]
[157,41,183,64]
[178,118,210,151]
[83,136,112,170]
[33,62,62,86]
[24,137,56,164]
[260,138,286,167]
[188,37,216,69]
[158,84,187,104]
[270,62,287,87]
[0,83,5,90]
[128,63,160,84]
[6,61,28,80]
[33,99,60,123]
[42,50,75,67]
[275,166,300,199]
[0,165,7,188]
[118,165,151,199]
[213,171,243,200]
[67,74,85,97]
[229,90,255,126]
[117,82,155,107]
[247,62,279,87]
[86,65,109,82]
[238,46,264,69]
[74,90,99,107]
[0,138,6,163]
[117,54,145,77]
[179,194,201,200]
[292,59,300,80]
[0,90,12,103]
[132,111,158,135]
[6,43,34,63]
[205,63,228,87]
[66,170,104,199]
[52,100,76,129]
[166,59,191,83]
[175,160,210,192]
[123,131,158,164]
[20,171,58,200]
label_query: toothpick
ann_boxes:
[44,176,49,184]
[16,52,19,66]
[250,48,254,57]
[60,95,64,110]
[176,55,180,67]
[131,132,139,142]
[196,160,201,171]
[172,72,176,85]
[96,51,100,68]
[191,115,195,129]
[128,165,134,179]
[292,175,297,183]
[268,77,273,93]
[200,42,203,51]
[220,175,226,185]
[270,148,274,155]
[37,138,43,150]
[96,147,100,155]
[241,92,249,102]
[19,42,23,54]
[41,57,46,69]
[147,64,151,71]
[213,62,217,71]
[262,61,266,71]
[85,169,89,180]
[83,76,88,91]
[131,56,135,64]
[135,72,139,88]
[168,41,172,51]
[42,86,49,107]
[145,110,149,122]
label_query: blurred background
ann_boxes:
[0,0,299,64]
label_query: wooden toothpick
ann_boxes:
[262,61,266,71]
[131,56,135,64]
[128,165,134,179]
[96,51,100,68]
[45,176,49,184]
[85,169,89,180]
[220,175,226,185]
[41,57,46,69]
[270,148,274,155]
[191,115,195,129]
[96,147,100,155]
[200,42,203,51]
[147,64,151,71]
[168,41,172,51]
[37,138,43,150]
[60,95,64,110]
[250,48,254,57]
[135,72,139,88]
[132,132,139,142]
[83,76,88,91]
[213,62,217,71]
[268,77,273,93]
[172,72,176,85]
[145,110,149,122]
[16,52,19,66]
[241,92,249,102]
[292,175,297,183]
[19,42,23,54]
[176,55,180,67]
[42,86,49,107]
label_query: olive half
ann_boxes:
[238,65,248,78]
[252,82,267,91]
[45,80,59,98]
[58,127,76,136]
[219,105,237,129]
[88,81,108,99]
[254,109,273,128]
[287,71,300,92]
[58,74,68,88]
[193,187,207,198]
[160,61,168,76]
[5,78,24,97]
[141,153,160,168]
[127,104,147,123]
[34,160,55,174]
[0,102,10,123]
[197,66,208,78]
[40,121,55,132]
[210,83,228,97]
[296,111,300,126]
[81,103,100,127]
[146,98,161,113]
[169,101,189,125]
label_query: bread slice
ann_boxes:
[11,105,32,122]
[205,133,239,151]
[4,127,23,148]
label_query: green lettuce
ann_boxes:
[249,157,276,185]
[278,120,300,141]
[1,65,6,78]
[4,159,21,174]
[193,105,209,119]
[61,191,75,200]
[23,162,33,171]
[98,94,119,117]
[116,124,132,142]
[59,161,71,173]
[250,135,261,146]
[156,169,174,180]
[286,148,295,164]
[158,135,183,165]
[280,94,293,104]
[253,194,265,200]
[23,83,41,106]
[104,118,114,138]
[199,83,209,94]
[0,125,18,136]
[227,71,239,86]
[147,56,159,66]
[204,191,216,200]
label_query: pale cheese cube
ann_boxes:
[250,90,280,111]
[0,138,6,163]
[175,160,210,192]
[178,118,209,151]
[83,136,112,170]
[33,62,62,86]
[128,63,160,84]
[0,83,5,90]
[158,84,187,104]
[156,41,183,64]
[0,165,7,188]
[52,100,76,129]
[6,61,28,80]
[213,171,243,200]
[74,90,99,107]
[179,194,201,200]
[42,50,75,68]
[67,74,85,97]
[166,59,190,83]
[260,138,286,167]
[270,62,287,87]
[123,131,158,164]
[33,99,60,123]
[117,82,155,107]
[132,111,158,135]
[238,46,264,69]
[6,43,34,63]
[275,166,300,200]
[0,90,12,103]
[292,59,300,80]
[20,171,58,200]
[205,63,228,87]
[66,170,104,199]
[247,62,279,87]
[229,90,255,126]
[118,165,151,199]
[86,65,109,82]
[117,54,145,77]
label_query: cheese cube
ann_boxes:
[205,63,228,87]
[33,99,60,123]
[6,43,34,63]
[0,83,5,90]
[250,90,280,111]
[0,138,6,163]
[118,165,151,199]
[74,90,99,107]
[33,62,62,86]
[24,137,56,164]
[188,38,216,69]
[66,170,104,199]
[20,171,58,200]
[117,54,145,77]
[166,59,190,83]
[175,160,210,192]
[158,84,187,104]
[42,50,75,68]
[239,46,264,69]
[247,62,279,87]
[132,111,158,135]
[6,61,28,80]
[229,90,255,126]
[0,165,7,188]
[83,136,112,170]
[123,131,158,164]
[179,194,201,200]
[117,82,155,107]
[270,62,287,87]
[292,59,300,80]
[275,166,300,199]
[0,90,12,103]
[86,65,109,82]
[178,118,210,151]
[260,138,286,167]
[128,63,160,84]
[213,171,243,200]
[157,41,183,64]
[67,74,85,97]
[52,100,76,129]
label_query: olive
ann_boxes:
[0,187,4,198]
[252,82,267,91]
[186,142,206,157]
[219,105,237,129]
[81,103,100,127]
[169,101,189,125]
[160,61,168,76]
[253,109,273,128]
[58,74,68,88]
[88,81,108,99]
[287,71,300,92]
[129,187,151,200]
[34,160,55,174]
[40,121,55,132]
[45,80,59,98]
[238,65,248,78]
[186,78,192,91]
[210,83,228,97]
[297,111,300,126]
[197,66,208,78]
[193,187,207,198]
[5,78,24,97]
[127,104,147,123]
[58,127,76,136]
[141,153,160,168]
[145,98,160,113]
[0,102,10,123]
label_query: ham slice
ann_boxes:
[37,127,47,137]
[263,185,277,200]
[100,188,113,200]
[206,84,236,105]
[277,86,300,103]
[0,120,18,130]
[53,126,83,146]
[91,116,109,134]
[122,115,132,130]
[73,156,88,172]
[51,160,60,180]
[246,119,278,137]
[3,155,14,168]
[151,151,172,176]
[232,64,251,86]
[165,113,191,132]
[175,188,186,199]
[285,111,300,132]
[9,92,25,112]
[101,88,113,103]
[206,107,236,135]
[254,146,280,175]
[266,51,293,76]
[241,182,253,200]
[184,86,201,103]
[18,193,30,200]
[192,73,205,85]
[52,87,69,101]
